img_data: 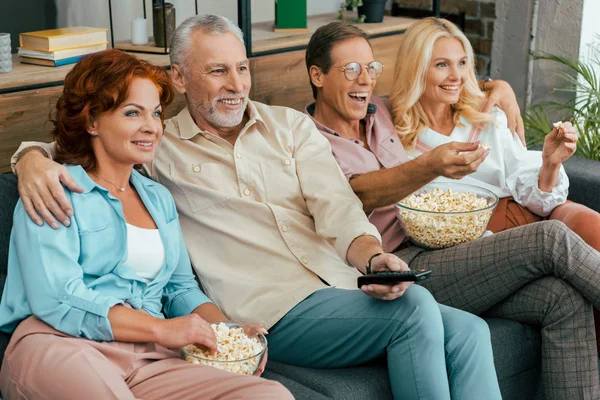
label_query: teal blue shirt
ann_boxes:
[0,165,212,341]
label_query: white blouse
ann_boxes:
[406,107,569,217]
[124,223,166,282]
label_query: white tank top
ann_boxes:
[124,223,165,282]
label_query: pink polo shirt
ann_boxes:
[305,96,409,252]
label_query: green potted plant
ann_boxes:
[357,0,387,23]
[338,0,386,23]
[338,0,366,23]
[523,46,600,161]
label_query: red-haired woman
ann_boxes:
[0,50,291,400]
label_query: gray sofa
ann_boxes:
[0,155,598,399]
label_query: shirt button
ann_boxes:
[243,188,251,196]
[193,165,201,173]
[284,159,291,166]
[235,153,243,159]
[301,257,308,264]
[282,225,288,232]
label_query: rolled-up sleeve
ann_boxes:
[292,114,381,262]
[503,137,569,216]
[11,141,56,173]
[12,201,124,341]
[161,203,212,318]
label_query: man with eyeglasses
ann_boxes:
[305,21,527,255]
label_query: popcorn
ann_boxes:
[182,323,265,375]
[478,143,492,151]
[553,121,563,129]
[397,187,495,249]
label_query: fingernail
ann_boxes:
[393,287,399,293]
[67,210,74,217]
[391,263,400,269]
[367,286,374,292]
[63,219,71,227]
[51,222,59,229]
[261,328,269,335]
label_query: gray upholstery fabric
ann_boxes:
[266,359,393,400]
[264,318,543,400]
[1,155,599,399]
[564,156,600,212]
[0,174,18,364]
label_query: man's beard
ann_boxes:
[193,94,249,128]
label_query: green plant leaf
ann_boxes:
[523,48,600,161]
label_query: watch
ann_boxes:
[365,253,382,275]
[482,77,493,92]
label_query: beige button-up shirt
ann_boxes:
[150,102,381,328]
[13,102,381,328]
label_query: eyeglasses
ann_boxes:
[337,61,384,81]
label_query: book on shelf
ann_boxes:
[18,43,107,61]
[20,55,84,67]
[19,27,108,52]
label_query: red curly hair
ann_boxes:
[51,49,174,169]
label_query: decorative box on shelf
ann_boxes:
[274,0,308,33]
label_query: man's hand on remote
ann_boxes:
[360,253,412,301]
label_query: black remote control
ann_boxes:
[357,269,432,288]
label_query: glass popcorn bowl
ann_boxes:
[180,323,267,376]
[396,182,499,250]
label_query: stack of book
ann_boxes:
[18,27,108,67]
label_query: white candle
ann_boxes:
[131,17,148,45]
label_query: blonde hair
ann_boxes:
[390,17,490,149]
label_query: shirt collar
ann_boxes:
[177,101,269,141]
[66,165,154,194]
[304,102,377,137]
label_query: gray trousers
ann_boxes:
[396,220,600,400]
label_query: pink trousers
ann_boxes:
[0,316,293,400]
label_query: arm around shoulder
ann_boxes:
[11,141,56,174]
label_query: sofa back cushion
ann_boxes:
[0,174,18,297]
[0,173,19,362]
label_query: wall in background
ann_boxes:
[529,0,584,112]
[396,0,585,115]
[395,0,496,76]
[0,0,57,53]
[579,0,600,67]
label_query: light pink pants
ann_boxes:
[0,316,293,400]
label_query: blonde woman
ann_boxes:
[391,17,600,264]
[389,17,600,399]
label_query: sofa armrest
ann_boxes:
[563,156,600,213]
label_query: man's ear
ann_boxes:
[309,65,325,89]
[170,64,188,95]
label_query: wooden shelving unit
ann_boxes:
[0,13,419,173]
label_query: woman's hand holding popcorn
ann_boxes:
[183,323,267,376]
[156,313,218,353]
[543,121,578,166]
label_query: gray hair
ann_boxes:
[170,14,246,75]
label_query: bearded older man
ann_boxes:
[10,15,505,399]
